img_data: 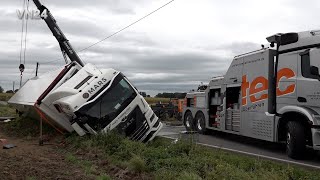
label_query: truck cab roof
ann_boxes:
[279,30,320,52]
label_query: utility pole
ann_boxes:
[36,62,39,77]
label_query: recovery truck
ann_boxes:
[183,31,320,158]
[9,0,162,142]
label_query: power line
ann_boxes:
[78,0,175,52]
[42,0,176,64]
[23,0,30,65]
[19,0,26,65]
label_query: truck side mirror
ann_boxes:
[310,66,319,76]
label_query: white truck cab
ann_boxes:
[10,62,163,142]
[9,0,162,142]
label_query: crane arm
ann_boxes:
[32,0,84,66]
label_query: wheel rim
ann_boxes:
[286,132,291,150]
[197,116,204,131]
[186,115,191,128]
[197,119,202,130]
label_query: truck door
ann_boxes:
[296,49,320,106]
[276,53,298,105]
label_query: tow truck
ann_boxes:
[183,31,320,158]
[9,0,163,142]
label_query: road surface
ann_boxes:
[158,124,320,170]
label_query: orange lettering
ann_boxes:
[241,68,296,106]
[241,75,249,105]
[249,76,268,103]
[276,68,296,96]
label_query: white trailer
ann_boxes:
[183,31,320,158]
[9,0,162,142]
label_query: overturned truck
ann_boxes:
[9,0,162,142]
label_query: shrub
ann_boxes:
[128,155,147,173]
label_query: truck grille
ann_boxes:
[130,121,150,141]
[115,106,150,141]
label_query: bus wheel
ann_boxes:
[184,111,194,131]
[286,121,305,159]
[195,112,207,134]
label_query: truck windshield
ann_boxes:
[76,74,137,130]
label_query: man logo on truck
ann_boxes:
[242,68,296,105]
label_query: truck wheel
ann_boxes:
[195,112,207,134]
[286,121,306,159]
[162,112,169,120]
[184,111,194,131]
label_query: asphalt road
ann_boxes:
[158,124,320,170]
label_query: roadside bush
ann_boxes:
[128,155,147,173]
[0,104,16,117]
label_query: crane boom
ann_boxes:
[32,0,84,66]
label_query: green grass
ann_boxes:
[128,155,147,173]
[66,153,78,164]
[96,174,112,180]
[0,104,57,137]
[1,103,319,179]
[66,132,320,180]
[65,153,98,176]
[144,97,170,105]
[0,104,16,117]
[0,93,13,101]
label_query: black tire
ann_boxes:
[162,112,169,120]
[184,111,194,131]
[195,112,207,134]
[286,121,306,159]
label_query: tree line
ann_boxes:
[155,92,186,99]
[0,85,18,93]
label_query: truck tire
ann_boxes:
[195,112,207,134]
[286,121,306,159]
[184,111,194,131]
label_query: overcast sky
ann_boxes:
[1,0,320,96]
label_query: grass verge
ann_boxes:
[65,132,320,180]
[2,104,319,179]
[0,93,13,101]
[0,104,57,137]
[0,104,16,117]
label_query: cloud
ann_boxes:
[1,0,320,96]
